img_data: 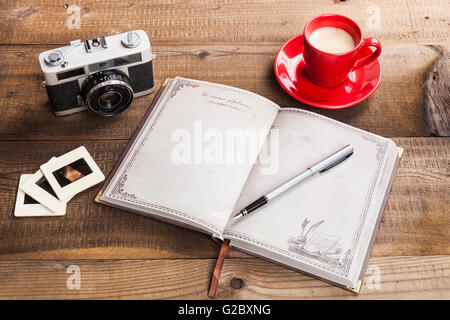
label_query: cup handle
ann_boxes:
[353,38,382,69]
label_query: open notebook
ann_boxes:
[96,77,401,292]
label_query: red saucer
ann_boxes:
[274,34,382,109]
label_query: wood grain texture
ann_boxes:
[0,0,449,45]
[423,46,450,136]
[0,137,448,260]
[0,255,448,299]
[0,44,445,140]
[1,0,448,300]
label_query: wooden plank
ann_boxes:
[0,44,445,139]
[378,137,450,256]
[0,137,448,260]
[0,255,448,299]
[0,0,448,45]
[423,46,450,136]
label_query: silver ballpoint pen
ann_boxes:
[232,144,354,222]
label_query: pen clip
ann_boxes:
[319,152,353,174]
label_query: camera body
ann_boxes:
[39,30,155,116]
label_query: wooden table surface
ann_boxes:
[0,0,449,299]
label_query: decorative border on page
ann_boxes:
[107,77,279,235]
[113,174,137,200]
[170,80,199,98]
[225,108,390,277]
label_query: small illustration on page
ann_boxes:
[288,218,347,266]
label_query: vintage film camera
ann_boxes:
[39,30,155,117]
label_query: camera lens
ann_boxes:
[98,91,122,109]
[81,70,133,117]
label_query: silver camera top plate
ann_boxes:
[39,30,153,86]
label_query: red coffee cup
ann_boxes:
[303,14,382,87]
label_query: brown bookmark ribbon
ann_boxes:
[208,239,230,298]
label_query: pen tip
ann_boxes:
[232,213,243,222]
